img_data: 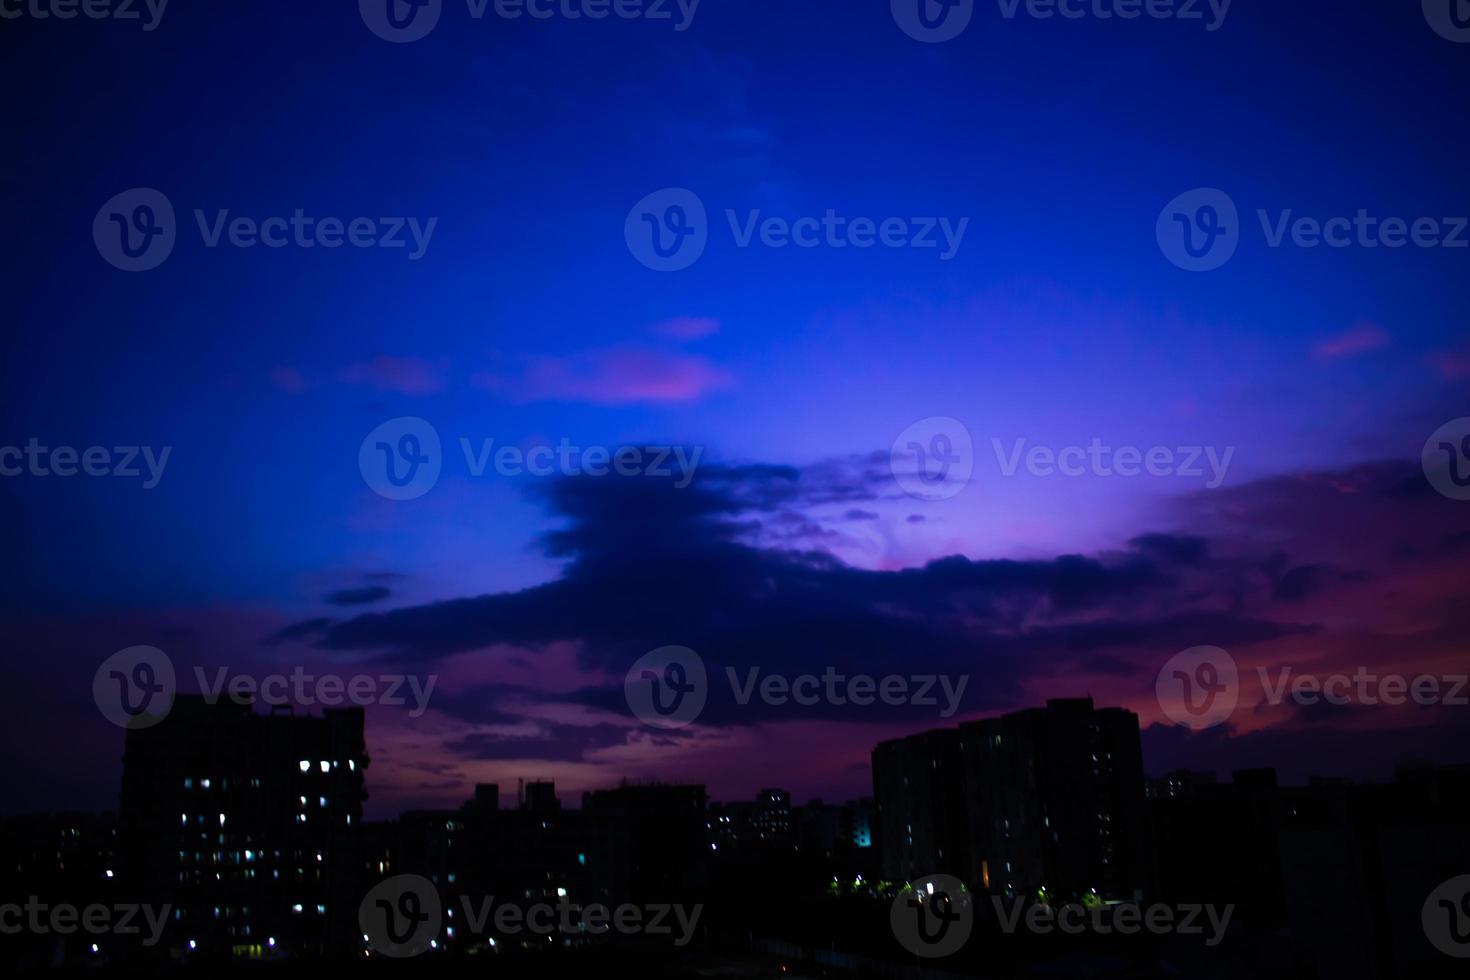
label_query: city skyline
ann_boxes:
[4,3,1469,974]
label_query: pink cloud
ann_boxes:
[1313,321,1390,360]
[339,356,444,396]
[268,366,307,394]
[649,316,720,341]
[473,348,734,405]
[1430,347,1470,380]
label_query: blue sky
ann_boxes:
[3,1,1468,813]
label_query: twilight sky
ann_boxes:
[3,2,1468,817]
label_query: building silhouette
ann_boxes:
[873,697,1146,901]
[117,696,368,958]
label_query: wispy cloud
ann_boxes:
[268,366,307,394]
[472,348,733,405]
[1313,321,1390,360]
[340,356,445,396]
[649,316,720,341]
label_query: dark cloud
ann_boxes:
[1128,533,1209,566]
[296,458,1334,737]
[268,617,333,643]
[446,722,633,763]
[323,585,392,606]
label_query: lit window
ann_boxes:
[298,761,310,773]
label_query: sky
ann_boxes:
[2,1,1468,817]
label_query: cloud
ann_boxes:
[446,722,634,763]
[339,356,444,395]
[268,366,306,394]
[1430,346,1470,380]
[1313,321,1390,360]
[323,585,392,606]
[472,348,733,405]
[268,451,1469,782]
[648,316,720,341]
[304,456,1319,726]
